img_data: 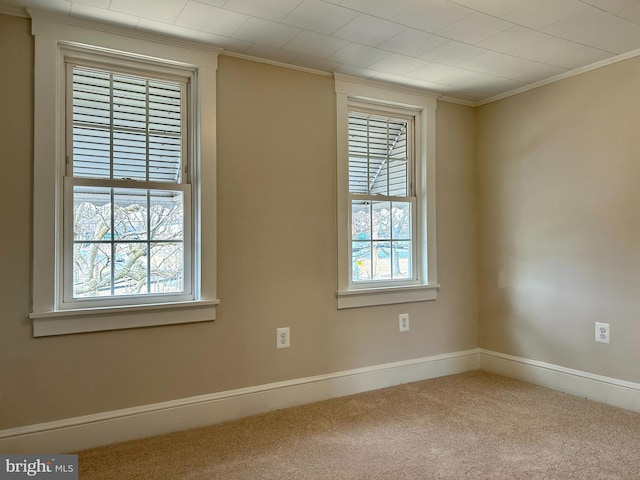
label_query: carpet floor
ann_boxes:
[78,371,640,479]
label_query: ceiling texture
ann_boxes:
[3,0,640,104]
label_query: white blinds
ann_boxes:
[71,66,183,183]
[348,112,409,197]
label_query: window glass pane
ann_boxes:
[150,242,184,293]
[73,186,111,241]
[392,241,412,279]
[352,200,371,240]
[72,68,110,127]
[372,201,391,240]
[113,75,146,131]
[73,127,111,179]
[150,191,184,241]
[372,241,391,280]
[352,242,371,281]
[388,159,408,196]
[348,155,368,194]
[114,243,148,295]
[389,125,407,159]
[368,157,386,195]
[149,81,181,135]
[392,202,411,240]
[113,189,147,241]
[72,68,111,179]
[73,243,111,297]
[113,130,147,181]
[149,134,182,182]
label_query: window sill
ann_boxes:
[336,284,439,309]
[30,299,220,337]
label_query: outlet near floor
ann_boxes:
[595,322,610,344]
[277,327,290,349]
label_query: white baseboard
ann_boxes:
[0,349,480,454]
[5,349,639,454]
[480,349,640,413]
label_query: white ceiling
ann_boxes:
[3,0,640,104]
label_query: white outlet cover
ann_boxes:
[595,322,610,344]
[277,327,290,349]
[399,314,409,332]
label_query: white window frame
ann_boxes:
[335,74,439,309]
[29,12,220,336]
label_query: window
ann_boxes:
[335,75,439,309]
[66,61,191,305]
[30,14,220,336]
[349,109,414,283]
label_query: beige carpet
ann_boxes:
[78,371,640,479]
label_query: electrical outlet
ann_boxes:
[399,313,410,332]
[595,322,610,344]
[276,327,290,349]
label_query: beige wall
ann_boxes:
[477,58,640,383]
[0,14,478,430]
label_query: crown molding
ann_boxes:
[477,47,640,107]
[334,72,440,101]
[27,8,223,56]
[0,5,29,17]
[438,95,476,107]
[221,50,333,78]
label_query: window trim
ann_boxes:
[29,12,221,336]
[334,74,439,309]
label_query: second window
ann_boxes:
[348,106,416,284]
